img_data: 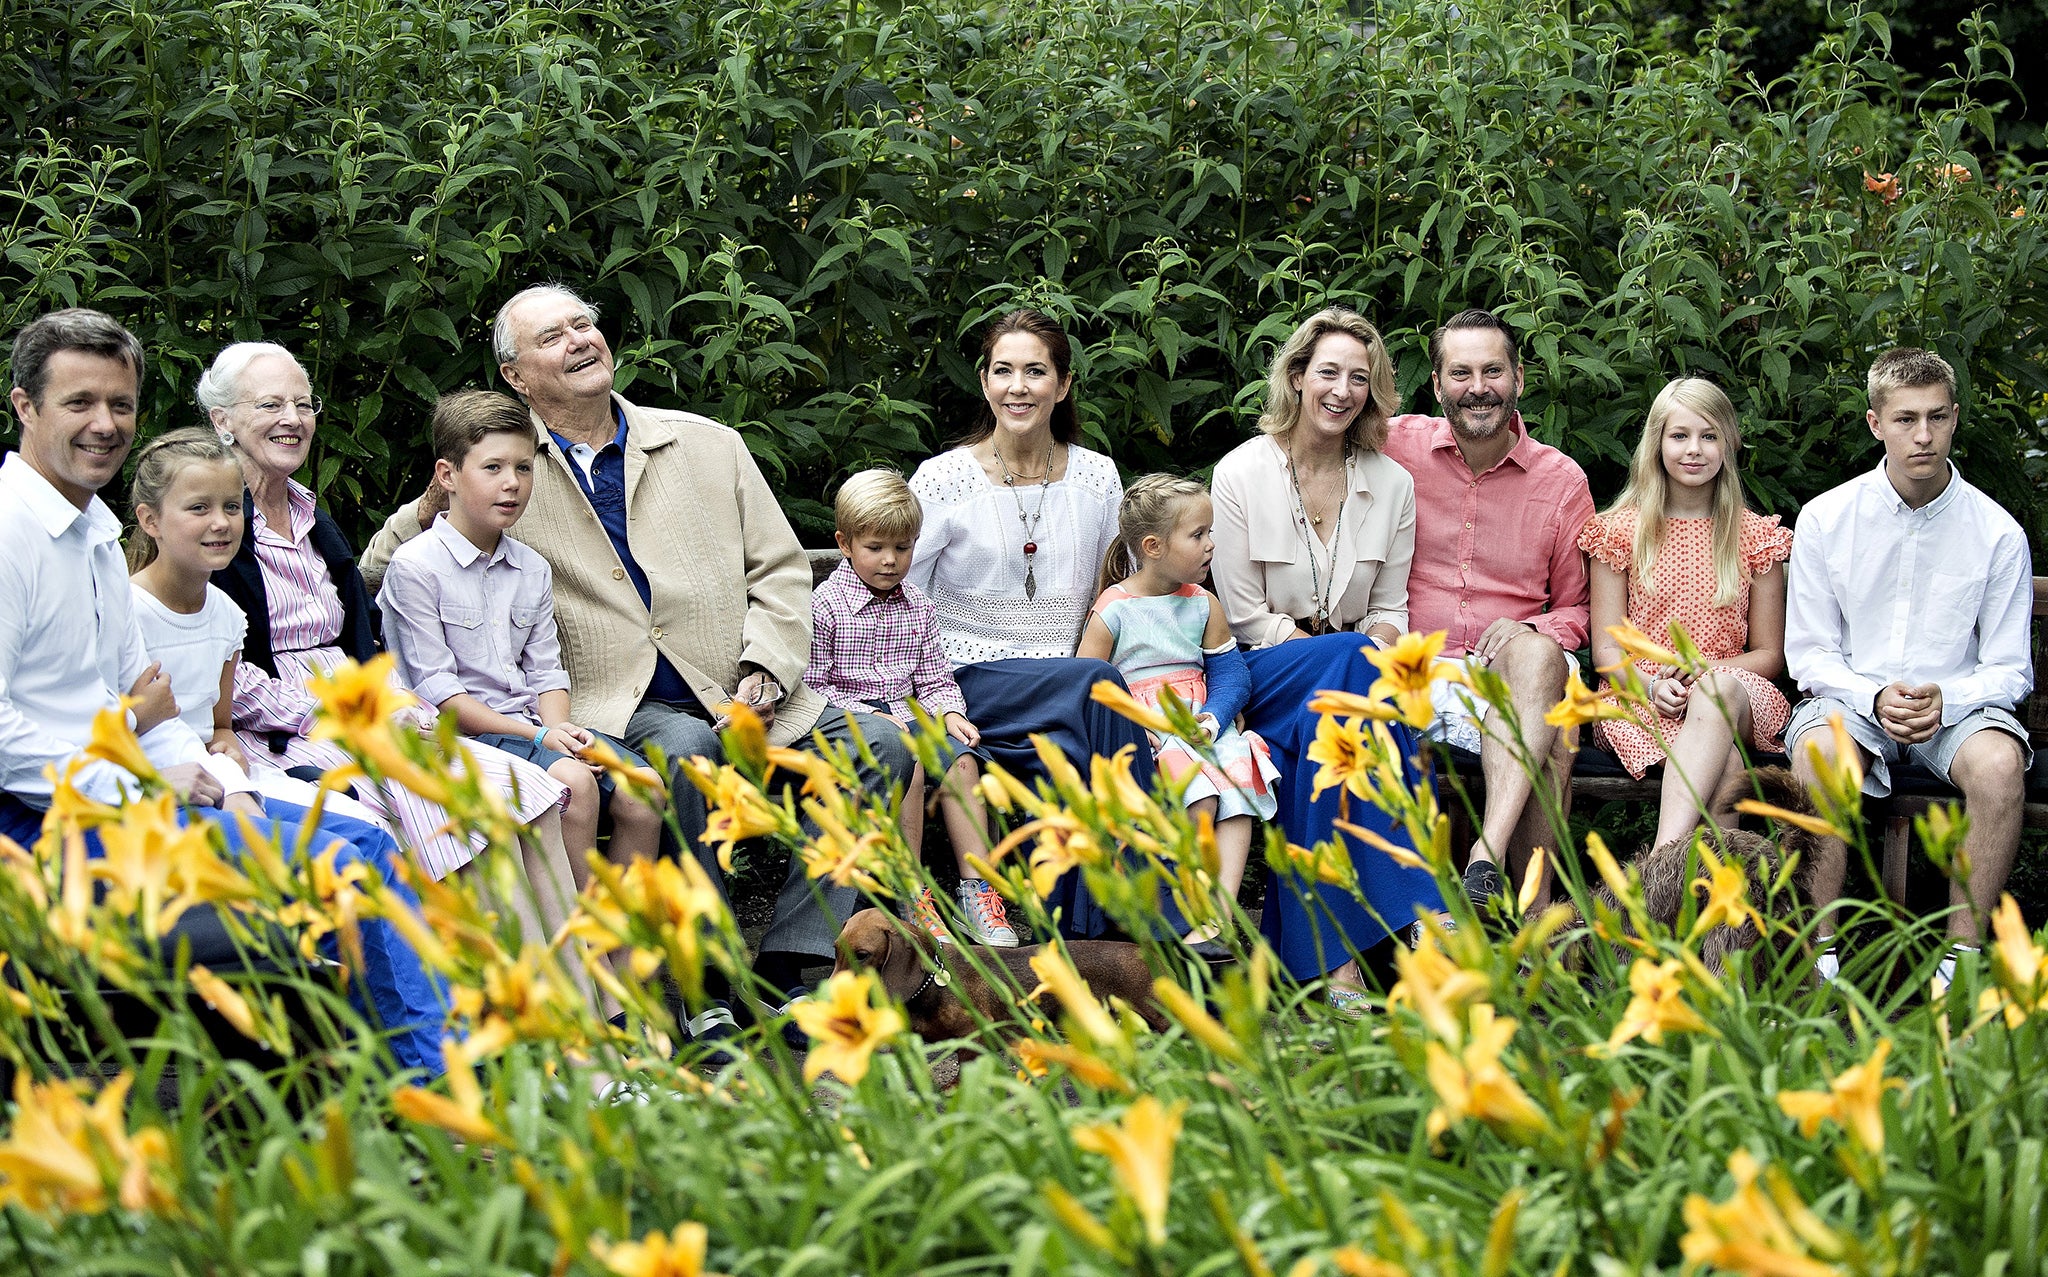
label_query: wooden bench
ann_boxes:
[1434,577,2048,902]
[809,548,2047,904]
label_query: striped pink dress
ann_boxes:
[230,483,567,879]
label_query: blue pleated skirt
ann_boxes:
[955,656,1157,940]
[1243,633,1443,978]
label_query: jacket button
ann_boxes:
[612,567,626,580]
[651,626,664,640]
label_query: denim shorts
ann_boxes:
[473,728,649,808]
[1784,697,2032,798]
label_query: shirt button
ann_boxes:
[612,567,626,580]
[1459,601,1468,609]
[1465,521,1473,530]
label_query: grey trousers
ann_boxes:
[624,700,913,960]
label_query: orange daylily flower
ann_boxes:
[1071,1096,1186,1248]
[1776,1038,1904,1154]
[790,970,905,1085]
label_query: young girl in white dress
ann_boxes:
[1077,474,1280,942]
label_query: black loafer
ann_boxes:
[1463,860,1503,906]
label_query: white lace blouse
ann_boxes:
[907,445,1124,665]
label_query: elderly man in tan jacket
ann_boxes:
[363,284,912,1010]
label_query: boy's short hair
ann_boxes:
[835,469,922,541]
[432,389,534,467]
[1867,347,1956,415]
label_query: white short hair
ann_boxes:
[196,342,304,415]
[492,284,600,366]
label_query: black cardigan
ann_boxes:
[213,489,382,677]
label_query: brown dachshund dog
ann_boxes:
[833,907,1167,1044]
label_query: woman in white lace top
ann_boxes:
[902,310,1151,940]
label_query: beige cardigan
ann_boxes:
[1209,435,1417,649]
[361,394,825,744]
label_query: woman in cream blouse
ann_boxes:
[1210,308,1442,999]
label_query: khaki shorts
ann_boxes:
[1785,697,2032,798]
[1422,651,1582,755]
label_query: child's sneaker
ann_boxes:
[910,887,954,944]
[955,879,1019,947]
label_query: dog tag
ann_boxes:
[932,968,952,987]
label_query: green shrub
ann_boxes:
[2,0,2044,546]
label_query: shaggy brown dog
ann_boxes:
[833,907,1166,1044]
[1576,767,1820,978]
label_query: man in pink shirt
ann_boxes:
[1384,309,1594,909]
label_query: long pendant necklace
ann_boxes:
[998,443,1054,600]
[1287,445,1346,635]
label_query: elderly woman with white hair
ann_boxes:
[201,341,582,936]
[1208,307,1442,1002]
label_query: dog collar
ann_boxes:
[907,963,952,1004]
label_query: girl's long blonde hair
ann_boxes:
[1605,377,1749,607]
[1094,473,1210,599]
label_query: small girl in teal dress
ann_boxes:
[1078,474,1280,942]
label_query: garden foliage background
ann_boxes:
[2,0,2046,546]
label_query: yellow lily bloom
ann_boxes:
[985,812,1105,899]
[1089,680,1175,735]
[1071,1095,1186,1248]
[91,791,253,939]
[1603,620,1684,672]
[720,698,768,771]
[1688,838,1766,943]
[1776,1038,1903,1154]
[187,965,265,1047]
[1276,839,1358,891]
[1029,948,1125,1049]
[1979,894,2048,1027]
[575,735,670,801]
[1679,1150,1844,1277]
[679,759,786,872]
[1423,1004,1550,1146]
[1015,1040,1132,1092]
[1388,927,1492,1046]
[0,1072,175,1218]
[592,1221,726,1277]
[1306,715,1387,804]
[82,702,159,786]
[1544,669,1626,742]
[391,1040,506,1146]
[42,760,122,833]
[1365,630,1453,728]
[1596,959,1713,1055]
[791,970,906,1085]
[1333,819,1430,871]
[1151,978,1249,1063]
[1732,799,1846,841]
[1304,690,1403,721]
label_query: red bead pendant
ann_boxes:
[1023,541,1038,555]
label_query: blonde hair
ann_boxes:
[1866,347,1956,417]
[1256,308,1399,452]
[834,468,922,541]
[1605,378,1750,608]
[1095,473,1210,597]
[125,427,244,571]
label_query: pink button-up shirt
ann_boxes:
[1382,412,1594,658]
[804,558,968,720]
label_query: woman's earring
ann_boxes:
[217,431,236,447]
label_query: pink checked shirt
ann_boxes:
[1383,412,1594,658]
[804,558,968,720]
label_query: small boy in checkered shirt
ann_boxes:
[803,469,1014,947]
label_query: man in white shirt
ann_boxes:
[1,309,448,1072]
[1785,347,2034,949]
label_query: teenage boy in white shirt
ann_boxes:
[1784,346,2034,964]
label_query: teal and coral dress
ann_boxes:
[1091,583,1280,821]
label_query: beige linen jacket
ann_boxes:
[362,394,825,745]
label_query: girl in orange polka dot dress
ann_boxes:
[1580,377,1793,848]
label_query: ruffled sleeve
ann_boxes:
[1577,508,1636,573]
[1739,509,1793,578]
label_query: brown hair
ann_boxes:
[1256,308,1400,452]
[125,427,243,571]
[1426,308,1521,376]
[10,309,144,407]
[1866,347,1956,417]
[961,309,1077,445]
[432,389,534,467]
[1094,473,1211,598]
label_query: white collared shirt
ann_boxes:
[0,452,237,803]
[1786,461,2034,723]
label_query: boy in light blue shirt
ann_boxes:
[379,390,664,879]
